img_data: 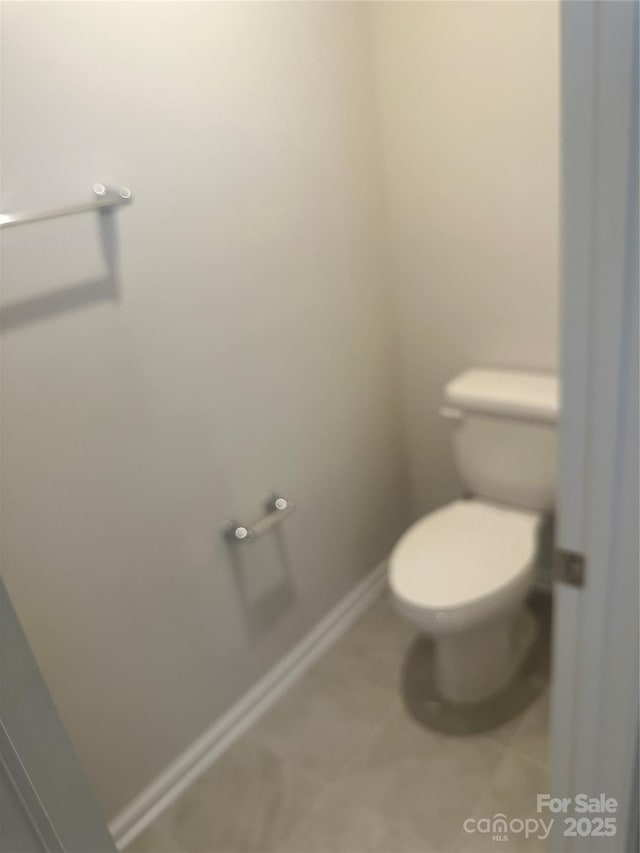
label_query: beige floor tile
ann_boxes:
[324,702,506,850]
[132,593,551,853]
[125,823,188,853]
[483,697,539,750]
[511,690,550,767]
[154,737,324,853]
[248,657,398,780]
[320,594,417,692]
[483,712,527,749]
[281,789,429,853]
[455,749,550,852]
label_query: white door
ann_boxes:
[552,2,638,851]
[0,578,117,852]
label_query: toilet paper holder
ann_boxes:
[223,494,295,544]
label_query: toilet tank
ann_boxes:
[443,369,559,512]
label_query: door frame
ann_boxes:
[0,578,117,853]
[552,1,638,850]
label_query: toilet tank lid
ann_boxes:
[444,368,559,424]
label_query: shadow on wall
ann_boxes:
[0,210,121,334]
[227,526,298,644]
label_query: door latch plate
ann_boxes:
[554,549,586,587]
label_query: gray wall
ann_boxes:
[0,2,407,820]
[371,1,559,517]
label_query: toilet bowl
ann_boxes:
[390,499,540,703]
[388,367,558,705]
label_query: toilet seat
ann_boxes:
[389,500,540,632]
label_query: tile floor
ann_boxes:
[128,592,551,853]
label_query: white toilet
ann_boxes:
[389,368,558,704]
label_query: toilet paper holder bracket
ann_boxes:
[223,495,295,544]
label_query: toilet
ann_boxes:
[389,368,558,704]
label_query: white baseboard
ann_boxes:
[109,562,388,850]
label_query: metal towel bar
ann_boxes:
[223,495,295,544]
[0,184,133,229]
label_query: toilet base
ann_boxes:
[434,607,537,703]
